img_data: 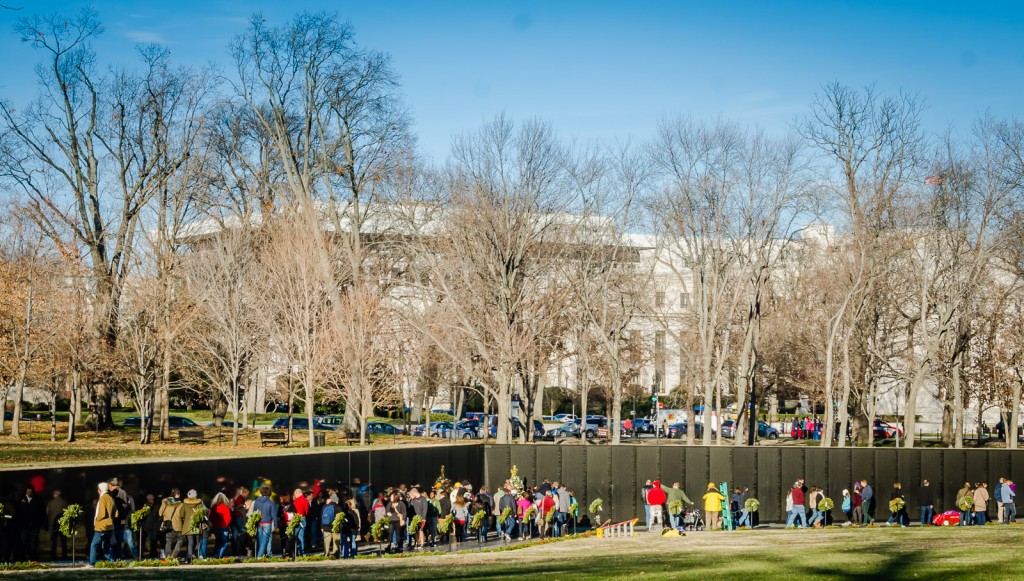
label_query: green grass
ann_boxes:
[11,525,1024,580]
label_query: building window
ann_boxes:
[655,291,665,308]
[679,291,690,308]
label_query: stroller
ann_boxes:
[682,504,706,531]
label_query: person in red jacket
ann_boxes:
[539,490,557,537]
[786,481,807,528]
[647,480,668,530]
[209,493,233,558]
[292,488,310,555]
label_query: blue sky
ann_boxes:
[1,1,1021,163]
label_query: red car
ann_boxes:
[873,419,904,439]
[932,510,960,526]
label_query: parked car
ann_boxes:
[547,416,608,439]
[123,416,198,428]
[366,421,404,435]
[554,413,578,423]
[631,418,655,434]
[317,415,345,428]
[464,412,486,423]
[412,421,475,438]
[667,422,705,439]
[720,420,779,440]
[485,416,545,439]
[873,419,904,439]
[271,417,336,431]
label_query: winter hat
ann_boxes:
[98,482,109,493]
[187,489,198,499]
[842,489,849,496]
[707,482,716,489]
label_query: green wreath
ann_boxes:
[245,510,262,537]
[470,510,487,530]
[368,518,389,542]
[818,497,834,512]
[409,514,424,532]
[523,506,538,521]
[668,500,684,515]
[437,514,454,534]
[744,498,760,512]
[498,507,512,523]
[957,495,974,511]
[59,504,84,538]
[188,507,208,534]
[130,505,150,532]
[284,514,304,538]
[588,499,603,514]
[331,512,346,534]
[889,498,906,513]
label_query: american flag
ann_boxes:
[924,175,945,186]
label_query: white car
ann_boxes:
[554,413,578,423]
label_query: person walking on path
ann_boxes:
[955,482,973,526]
[646,480,668,531]
[917,480,935,526]
[1001,480,1017,524]
[159,489,183,559]
[665,482,691,531]
[973,482,990,526]
[252,486,277,558]
[703,483,726,531]
[641,480,653,528]
[860,480,874,525]
[786,482,806,528]
[88,482,116,567]
[209,493,233,558]
[841,489,853,525]
[851,484,863,525]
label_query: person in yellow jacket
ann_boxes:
[702,483,726,530]
[88,482,116,566]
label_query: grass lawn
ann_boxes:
[0,420,452,469]
[8,526,1024,580]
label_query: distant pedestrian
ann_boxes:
[860,480,874,525]
[88,482,115,567]
[703,483,725,530]
[917,480,934,526]
[973,482,990,525]
[1001,480,1016,524]
[646,481,667,531]
[786,482,806,528]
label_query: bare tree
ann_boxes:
[182,227,261,445]
[799,83,925,446]
[258,210,338,446]
[0,11,210,428]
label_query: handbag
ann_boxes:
[160,520,173,533]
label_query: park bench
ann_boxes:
[177,429,206,444]
[259,431,289,447]
[345,431,371,445]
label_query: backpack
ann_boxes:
[321,503,337,528]
[785,492,793,512]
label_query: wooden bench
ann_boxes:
[177,429,206,444]
[259,431,289,447]
[345,431,371,445]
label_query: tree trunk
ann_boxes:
[67,369,80,443]
[1009,378,1022,450]
[836,332,853,448]
[953,352,964,449]
[611,370,623,445]
[10,361,28,440]
[305,372,316,448]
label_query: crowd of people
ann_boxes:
[0,472,585,566]
[783,477,1018,528]
[2,469,1020,564]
